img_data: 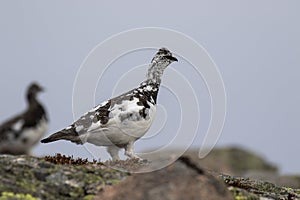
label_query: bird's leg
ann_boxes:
[124,142,142,160]
[107,146,120,161]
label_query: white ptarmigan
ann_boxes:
[41,48,178,160]
[0,83,48,155]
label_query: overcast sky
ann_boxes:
[0,1,299,174]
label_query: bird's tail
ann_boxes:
[41,128,82,144]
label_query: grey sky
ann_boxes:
[0,1,299,174]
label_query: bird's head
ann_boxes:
[146,48,178,84]
[27,82,44,100]
[151,47,178,68]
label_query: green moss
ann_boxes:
[255,181,278,193]
[0,184,6,192]
[222,174,300,199]
[0,155,128,199]
[282,187,294,192]
[69,186,84,198]
[228,187,259,200]
[83,195,95,200]
[65,171,104,185]
[106,179,122,185]
[15,180,37,193]
[0,192,38,200]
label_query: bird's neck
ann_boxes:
[26,94,47,121]
[145,62,165,85]
[27,94,39,107]
[139,62,164,104]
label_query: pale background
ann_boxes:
[0,1,299,174]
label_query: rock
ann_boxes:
[97,156,234,200]
[277,175,300,189]
[184,147,300,189]
[221,174,300,200]
[0,154,128,200]
[0,151,299,200]
[142,147,278,176]
[184,147,278,176]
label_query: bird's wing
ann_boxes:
[72,87,142,134]
[72,99,112,135]
[0,113,24,140]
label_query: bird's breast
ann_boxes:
[110,98,156,139]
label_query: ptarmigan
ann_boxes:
[41,48,178,160]
[0,83,48,155]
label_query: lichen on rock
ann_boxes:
[0,151,299,200]
[0,155,127,200]
[221,174,300,200]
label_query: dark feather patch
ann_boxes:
[96,101,111,125]
[105,83,159,120]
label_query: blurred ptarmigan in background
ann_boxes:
[41,48,178,160]
[0,83,48,155]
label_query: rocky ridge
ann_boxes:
[0,148,299,200]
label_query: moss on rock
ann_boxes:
[0,192,38,200]
[0,153,299,200]
[221,174,300,200]
[0,155,128,199]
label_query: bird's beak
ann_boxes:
[165,55,178,62]
[39,87,45,92]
